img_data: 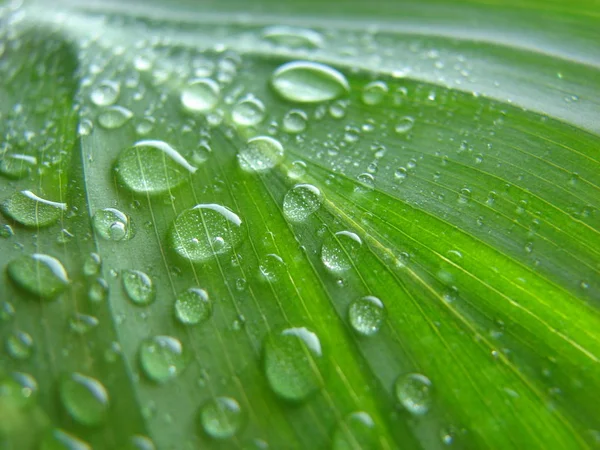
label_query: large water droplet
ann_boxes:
[321,231,363,273]
[175,288,211,325]
[60,373,109,426]
[7,253,69,299]
[348,296,385,336]
[271,61,349,103]
[90,80,120,106]
[39,429,91,450]
[283,184,322,222]
[1,190,66,228]
[92,208,134,241]
[122,270,155,306]
[231,95,265,127]
[199,396,244,439]
[115,140,197,195]
[395,373,432,415]
[238,136,284,172]
[263,327,324,402]
[181,78,220,113]
[262,26,323,49]
[98,106,133,129]
[6,331,34,360]
[332,412,377,450]
[0,154,36,179]
[169,204,243,263]
[139,335,189,383]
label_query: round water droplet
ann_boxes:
[115,140,197,195]
[83,253,102,277]
[271,61,349,103]
[78,118,94,137]
[181,78,220,113]
[321,231,363,273]
[283,184,322,222]
[122,270,155,306]
[192,141,212,165]
[98,106,133,129]
[69,313,99,335]
[259,254,286,282]
[90,80,120,106]
[60,373,109,426]
[0,372,38,409]
[288,160,307,179]
[362,81,388,105]
[2,190,66,228]
[282,109,308,134]
[348,296,385,336]
[175,288,211,325]
[39,429,91,450]
[395,116,415,134]
[6,331,33,360]
[262,26,323,49]
[7,253,69,299]
[356,173,375,192]
[200,396,244,439]
[231,95,265,127]
[0,301,15,322]
[139,335,189,383]
[263,327,324,402]
[127,435,155,450]
[169,204,243,263]
[332,411,377,450]
[395,373,432,415]
[0,154,36,179]
[238,136,284,172]
[88,278,109,303]
[92,208,134,241]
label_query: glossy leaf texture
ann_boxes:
[0,0,599,449]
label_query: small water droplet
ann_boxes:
[2,190,66,228]
[90,80,120,106]
[78,118,94,136]
[83,253,102,277]
[348,296,385,336]
[321,231,363,273]
[98,106,133,129]
[332,411,377,450]
[199,396,244,439]
[175,288,211,325]
[458,188,472,204]
[69,313,99,335]
[282,109,308,134]
[271,61,349,103]
[0,372,38,409]
[122,270,155,306]
[394,116,415,134]
[6,331,33,360]
[395,373,432,415]
[92,208,134,241]
[355,173,375,192]
[238,136,284,172]
[283,184,322,222]
[262,26,323,48]
[139,335,189,383]
[362,80,389,105]
[231,95,266,127]
[88,278,109,303]
[181,78,220,113]
[39,429,91,450]
[0,301,15,322]
[287,160,307,179]
[259,254,286,282]
[60,373,109,426]
[7,253,69,299]
[135,116,156,136]
[128,435,156,450]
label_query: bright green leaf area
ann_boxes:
[1,0,599,448]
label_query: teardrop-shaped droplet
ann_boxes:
[60,373,109,426]
[7,253,69,299]
[321,231,363,273]
[395,373,432,415]
[181,78,220,113]
[169,204,243,263]
[115,140,197,195]
[92,208,134,241]
[174,288,211,325]
[0,154,36,179]
[332,412,377,450]
[231,95,266,127]
[6,331,34,360]
[199,396,244,439]
[1,190,66,228]
[263,327,324,402]
[283,184,322,223]
[39,429,91,450]
[262,26,323,49]
[348,296,385,336]
[271,61,349,103]
[238,136,284,172]
[69,313,100,335]
[122,270,155,306]
[139,335,189,383]
[98,106,133,129]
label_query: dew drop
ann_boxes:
[175,288,211,325]
[348,296,385,336]
[321,231,363,273]
[122,270,155,306]
[282,109,308,134]
[6,331,33,360]
[271,61,349,103]
[169,204,243,263]
[88,278,109,303]
[0,154,36,179]
[238,136,284,172]
[98,106,133,129]
[83,253,102,277]
[362,81,388,105]
[283,184,322,222]
[139,335,189,383]
[92,208,134,241]
[263,327,324,402]
[128,435,156,450]
[39,429,91,450]
[60,373,109,426]
[394,116,415,134]
[355,173,375,192]
[69,313,99,335]
[0,372,38,409]
[0,301,15,322]
[395,373,432,415]
[181,78,220,113]
[115,140,197,195]
[287,160,307,179]
[1,190,66,228]
[231,95,266,127]
[332,411,377,450]
[7,253,69,299]
[90,80,120,106]
[199,396,244,439]
[78,119,94,137]
[262,26,323,49]
[259,254,286,282]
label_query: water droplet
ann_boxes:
[90,80,120,106]
[92,208,134,241]
[88,278,109,303]
[321,231,363,273]
[128,435,156,450]
[394,116,415,134]
[356,173,375,192]
[287,160,307,179]
[0,153,36,179]
[259,254,286,282]
[238,136,284,172]
[271,61,349,103]
[0,372,38,409]
[69,313,99,335]
[263,327,324,402]
[200,396,244,439]
[231,95,265,127]
[78,118,94,137]
[395,373,432,415]
[116,140,197,195]
[332,412,377,450]
[6,331,33,360]
[283,184,322,222]
[262,26,323,48]
[0,301,15,322]
[98,106,133,129]
[135,116,155,136]
[192,141,212,165]
[348,296,385,336]
[139,335,189,383]
[39,429,91,450]
[395,167,407,181]
[458,187,472,204]
[362,81,388,105]
[122,270,155,306]
[175,288,211,325]
[170,204,243,263]
[83,253,102,277]
[181,78,220,113]
[282,109,308,134]
[1,190,66,228]
[7,253,69,299]
[329,99,347,119]
[0,224,13,239]
[60,373,109,426]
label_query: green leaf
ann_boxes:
[1,0,599,448]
